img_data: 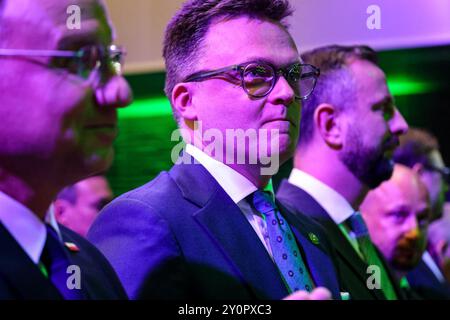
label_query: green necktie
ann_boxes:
[346,212,398,300]
[38,261,49,278]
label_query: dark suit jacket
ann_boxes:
[277,180,406,300]
[88,160,342,300]
[0,222,127,300]
[407,258,450,299]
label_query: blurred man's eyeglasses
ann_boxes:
[0,44,125,79]
[183,60,320,101]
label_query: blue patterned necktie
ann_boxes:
[40,225,85,300]
[251,190,315,293]
[346,212,397,300]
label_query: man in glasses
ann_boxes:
[89,0,341,300]
[393,128,450,298]
[277,45,409,300]
[0,0,131,299]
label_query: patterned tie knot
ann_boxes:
[251,190,278,216]
[250,190,315,293]
[347,211,369,238]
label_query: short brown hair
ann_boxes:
[299,45,378,145]
[393,128,439,168]
[163,0,293,123]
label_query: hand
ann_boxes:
[283,287,332,300]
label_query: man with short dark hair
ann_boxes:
[89,0,341,300]
[54,176,113,237]
[277,45,409,300]
[0,0,131,299]
[393,128,448,222]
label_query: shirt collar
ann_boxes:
[288,168,355,224]
[185,144,273,203]
[0,190,61,264]
[422,250,445,283]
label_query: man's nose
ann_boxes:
[95,75,133,109]
[404,219,419,241]
[389,108,408,136]
[267,76,295,106]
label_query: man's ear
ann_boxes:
[172,82,198,122]
[314,103,343,148]
[412,162,425,175]
[53,199,69,224]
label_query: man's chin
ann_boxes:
[392,249,422,271]
[83,148,114,174]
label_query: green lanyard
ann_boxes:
[38,261,49,278]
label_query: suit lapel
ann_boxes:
[172,160,288,299]
[277,180,388,299]
[0,223,63,300]
[59,229,91,299]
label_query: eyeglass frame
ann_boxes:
[183,60,320,101]
[0,44,125,79]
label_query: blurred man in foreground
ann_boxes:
[0,0,131,299]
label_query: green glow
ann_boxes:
[119,78,437,120]
[118,97,172,119]
[387,77,436,96]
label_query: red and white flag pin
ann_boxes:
[64,242,80,252]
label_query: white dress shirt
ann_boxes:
[0,190,61,264]
[422,250,446,283]
[185,144,274,257]
[288,169,362,256]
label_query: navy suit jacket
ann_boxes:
[88,160,342,300]
[0,223,127,300]
[277,180,406,300]
[407,258,450,299]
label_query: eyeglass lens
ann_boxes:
[242,62,316,99]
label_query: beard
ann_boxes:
[391,240,423,272]
[340,126,397,189]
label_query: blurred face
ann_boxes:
[442,245,450,282]
[420,150,448,221]
[361,166,430,271]
[0,0,132,185]
[339,60,408,189]
[55,176,113,237]
[188,17,301,168]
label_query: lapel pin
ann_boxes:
[64,242,80,252]
[308,233,320,245]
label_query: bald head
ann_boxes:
[360,164,431,272]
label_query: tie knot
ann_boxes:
[251,190,277,216]
[346,211,369,238]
